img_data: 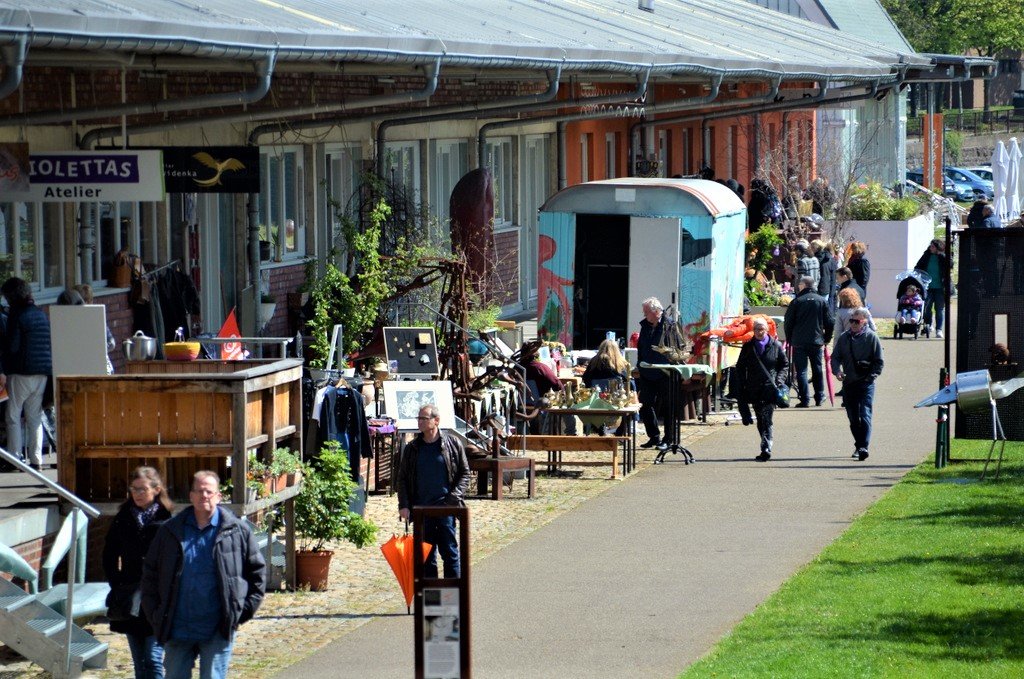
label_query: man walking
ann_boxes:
[784,276,834,408]
[397,404,471,578]
[830,308,884,461]
[142,471,265,679]
[636,297,671,449]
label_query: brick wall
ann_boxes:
[488,230,520,307]
[264,263,309,342]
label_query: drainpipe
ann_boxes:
[17,52,277,130]
[557,121,568,189]
[476,69,650,171]
[0,34,27,100]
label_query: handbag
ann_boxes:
[104,583,138,622]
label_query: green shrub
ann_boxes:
[847,182,924,221]
[745,225,783,274]
[944,129,964,164]
[295,441,378,552]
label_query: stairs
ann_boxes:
[0,576,108,678]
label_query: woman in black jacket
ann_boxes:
[846,241,871,301]
[915,238,949,338]
[729,317,789,461]
[103,467,173,679]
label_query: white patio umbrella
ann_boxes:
[991,140,1009,224]
[1007,138,1022,222]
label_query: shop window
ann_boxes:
[0,201,64,294]
[430,139,469,227]
[485,138,515,225]
[258,146,305,261]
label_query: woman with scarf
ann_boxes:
[103,467,174,678]
[729,317,789,462]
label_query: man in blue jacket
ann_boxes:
[0,277,52,470]
[142,471,265,679]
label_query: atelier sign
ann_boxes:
[25,150,165,202]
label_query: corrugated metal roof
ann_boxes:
[0,0,927,80]
[811,0,913,53]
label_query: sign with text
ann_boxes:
[157,146,259,193]
[26,150,164,202]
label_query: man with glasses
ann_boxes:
[830,308,884,461]
[396,405,471,578]
[142,471,265,678]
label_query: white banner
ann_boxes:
[25,150,165,202]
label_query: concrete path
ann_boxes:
[280,332,943,679]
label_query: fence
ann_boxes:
[907,109,1024,139]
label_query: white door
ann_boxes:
[627,217,681,332]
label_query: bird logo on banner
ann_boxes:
[192,152,246,187]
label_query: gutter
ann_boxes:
[9,52,277,130]
[0,34,27,101]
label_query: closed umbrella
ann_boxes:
[381,528,432,613]
[1007,138,1022,221]
[991,140,1009,223]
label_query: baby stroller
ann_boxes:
[893,269,931,339]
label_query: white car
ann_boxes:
[965,166,993,182]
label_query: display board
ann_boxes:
[51,305,109,378]
[383,326,440,376]
[381,380,455,430]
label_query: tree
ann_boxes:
[883,0,1024,112]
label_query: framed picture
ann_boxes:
[381,380,456,430]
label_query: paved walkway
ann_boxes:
[280,331,944,678]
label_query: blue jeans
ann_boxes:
[842,380,875,451]
[163,633,234,679]
[423,516,460,578]
[126,634,164,679]
[922,289,945,333]
[792,344,825,405]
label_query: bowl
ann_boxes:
[164,341,201,361]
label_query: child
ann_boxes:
[896,284,923,324]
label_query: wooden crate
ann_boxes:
[57,358,303,508]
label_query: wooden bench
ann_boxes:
[508,434,624,479]
[468,455,536,500]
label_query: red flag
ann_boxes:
[218,308,244,360]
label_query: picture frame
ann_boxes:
[381,380,456,430]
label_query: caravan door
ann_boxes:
[627,217,681,335]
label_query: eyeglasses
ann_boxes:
[129,486,152,493]
[416,416,437,421]
[849,319,864,325]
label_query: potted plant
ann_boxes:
[294,441,378,590]
[269,447,303,491]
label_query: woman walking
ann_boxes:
[729,317,789,461]
[915,238,948,339]
[834,288,876,341]
[103,467,174,679]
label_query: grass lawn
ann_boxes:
[682,439,1024,678]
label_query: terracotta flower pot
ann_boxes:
[295,549,333,591]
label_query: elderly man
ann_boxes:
[830,307,884,461]
[636,297,672,449]
[396,404,471,578]
[783,275,834,408]
[142,471,265,679]
[729,316,789,461]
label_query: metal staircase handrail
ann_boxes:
[0,446,100,678]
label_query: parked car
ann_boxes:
[944,166,994,199]
[906,169,973,201]
[965,166,993,182]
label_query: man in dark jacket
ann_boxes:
[397,404,471,578]
[729,317,789,461]
[835,267,865,307]
[830,308,884,461]
[0,277,53,470]
[812,239,837,309]
[636,297,672,449]
[784,276,835,408]
[142,470,265,679]
[915,239,949,338]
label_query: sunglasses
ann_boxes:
[849,319,864,325]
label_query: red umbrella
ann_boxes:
[823,345,835,406]
[380,530,433,613]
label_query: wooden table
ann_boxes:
[539,403,640,476]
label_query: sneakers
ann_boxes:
[935,330,944,339]
[640,439,662,449]
[857,449,869,461]
[755,452,771,462]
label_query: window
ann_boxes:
[579,134,591,183]
[0,202,64,292]
[324,143,362,249]
[658,130,670,177]
[430,139,469,225]
[605,133,618,179]
[484,138,514,225]
[258,146,305,260]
